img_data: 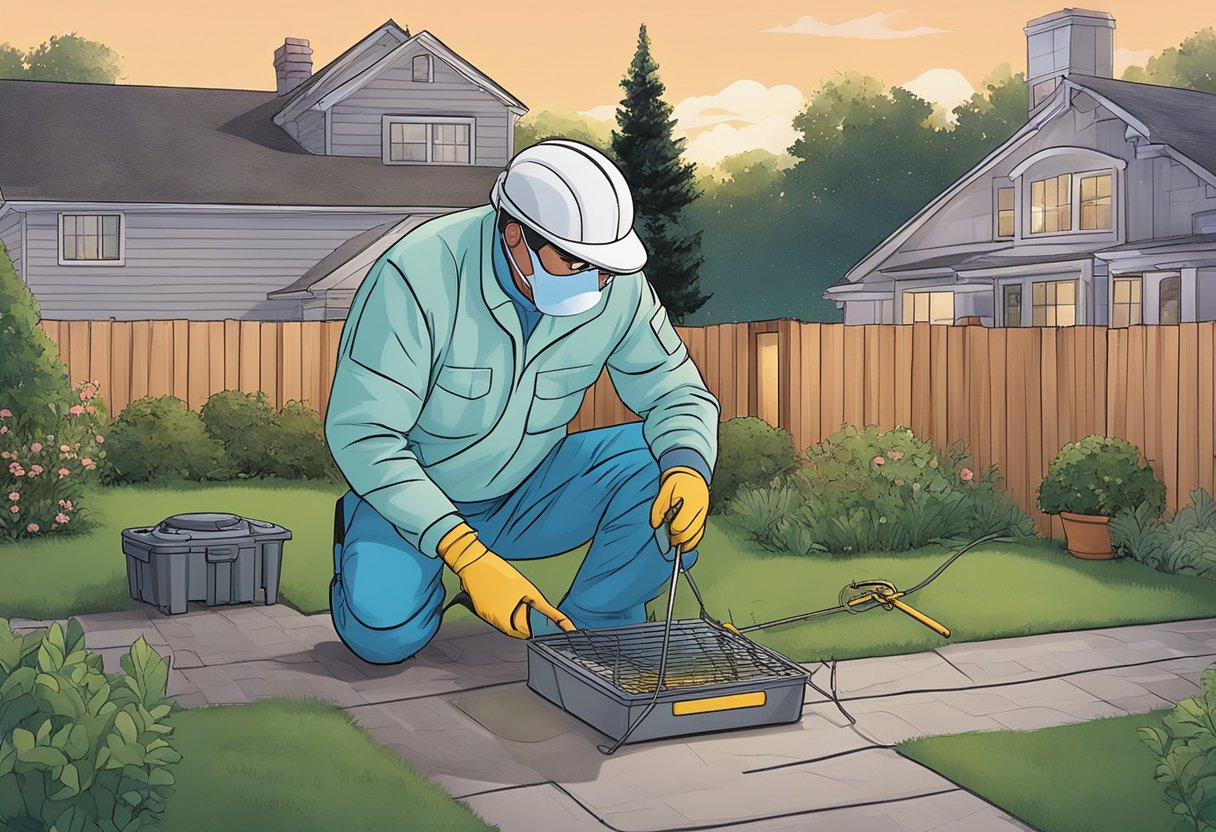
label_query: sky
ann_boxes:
[6,1,1213,165]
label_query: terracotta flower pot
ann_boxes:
[1059,511,1114,559]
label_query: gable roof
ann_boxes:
[827,77,1216,295]
[273,19,411,126]
[313,30,526,114]
[0,79,499,207]
[1070,76,1216,178]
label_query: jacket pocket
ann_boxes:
[434,365,492,399]
[650,307,683,355]
[526,364,601,434]
[420,365,495,439]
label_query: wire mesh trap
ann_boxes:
[527,618,809,744]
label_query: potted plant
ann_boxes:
[1037,435,1165,559]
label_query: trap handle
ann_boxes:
[885,596,951,638]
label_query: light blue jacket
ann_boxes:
[325,205,720,558]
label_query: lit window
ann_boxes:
[412,54,431,82]
[1159,275,1181,325]
[1003,284,1023,326]
[996,187,1014,238]
[1111,276,1142,327]
[903,291,954,325]
[1080,173,1113,230]
[1032,279,1077,326]
[60,214,122,263]
[1030,174,1071,234]
[432,123,470,163]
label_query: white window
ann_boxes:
[382,117,474,165]
[412,54,432,82]
[1159,275,1182,325]
[1032,279,1077,326]
[996,187,1015,239]
[1111,276,1142,327]
[59,214,124,265]
[1002,284,1024,326]
[1030,174,1071,234]
[1079,173,1113,230]
[902,290,954,325]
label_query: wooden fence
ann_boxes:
[39,318,1216,538]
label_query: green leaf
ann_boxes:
[12,727,35,755]
[113,710,138,744]
[19,745,68,768]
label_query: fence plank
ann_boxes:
[820,324,844,437]
[930,324,948,449]
[1003,328,1029,535]
[965,326,990,477]
[1143,327,1165,497]
[207,321,225,401]
[88,320,110,400]
[67,321,90,387]
[1091,326,1107,440]
[1179,323,1200,508]
[878,325,895,432]
[893,325,913,430]
[281,322,303,406]
[260,323,279,409]
[841,324,865,429]
[736,324,750,420]
[239,321,261,395]
[781,321,799,438]
[1125,326,1146,460]
[108,322,131,414]
[224,320,241,390]
[1200,323,1215,498]
[1040,328,1062,539]
[910,323,931,440]
[1160,326,1180,513]
[1021,329,1045,536]
[148,322,174,398]
[170,321,188,402]
[187,323,210,411]
[301,322,322,411]
[800,323,820,450]
[130,321,151,402]
[988,328,1008,507]
[946,327,966,447]
[1103,328,1121,438]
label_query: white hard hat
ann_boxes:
[490,140,647,274]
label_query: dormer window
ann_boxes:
[412,54,432,82]
[1030,174,1072,234]
[1079,173,1112,230]
[995,187,1015,238]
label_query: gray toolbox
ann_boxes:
[122,513,291,615]
[527,618,809,743]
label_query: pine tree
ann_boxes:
[611,24,709,322]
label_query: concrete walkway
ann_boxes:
[10,604,1214,832]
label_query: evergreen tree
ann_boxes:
[611,24,709,322]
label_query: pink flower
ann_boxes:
[28,464,43,476]
[7,492,17,501]
[26,523,38,533]
[0,409,10,418]
[0,452,7,459]
[960,467,975,482]
[55,513,70,524]
[57,468,71,478]
[85,405,96,415]
[889,450,904,461]
[57,499,67,507]
[872,456,886,466]
[8,462,23,476]
[68,405,84,416]
[95,435,105,444]
[30,442,42,453]
[60,445,70,453]
[73,443,80,450]
[0,426,7,434]
[8,506,18,514]
[81,458,95,469]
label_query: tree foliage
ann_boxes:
[0,33,121,83]
[1122,27,1216,94]
[514,106,613,154]
[611,24,709,322]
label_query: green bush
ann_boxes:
[728,425,1033,554]
[710,417,798,513]
[1112,489,1216,579]
[101,396,225,484]
[1139,662,1216,830]
[1037,435,1165,517]
[200,391,275,477]
[266,401,344,483]
[0,618,182,831]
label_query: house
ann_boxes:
[825,8,1216,327]
[0,20,526,321]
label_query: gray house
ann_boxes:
[0,20,526,320]
[826,8,1216,327]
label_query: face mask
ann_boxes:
[504,235,604,317]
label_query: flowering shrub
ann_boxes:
[1037,435,1165,517]
[0,380,107,543]
[728,424,1034,554]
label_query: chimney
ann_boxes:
[1024,8,1114,115]
[274,37,313,96]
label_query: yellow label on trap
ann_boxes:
[672,691,767,716]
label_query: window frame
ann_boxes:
[1159,274,1182,325]
[57,212,125,267]
[901,289,955,325]
[411,54,433,83]
[381,116,476,166]
[1031,278,1079,327]
[1025,166,1116,238]
[1110,275,1143,328]
[994,186,1015,240]
[1002,282,1024,327]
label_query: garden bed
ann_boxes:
[900,711,1174,832]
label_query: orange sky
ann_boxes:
[5,1,1212,110]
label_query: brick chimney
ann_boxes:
[274,37,313,96]
[1024,8,1114,115]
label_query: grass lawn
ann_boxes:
[6,482,1216,664]
[162,698,495,832]
[900,710,1175,832]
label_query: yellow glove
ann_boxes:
[437,522,574,639]
[650,466,710,551]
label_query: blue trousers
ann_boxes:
[329,422,699,664]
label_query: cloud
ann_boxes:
[899,68,975,108]
[673,80,805,166]
[1114,47,1155,74]
[764,11,948,39]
